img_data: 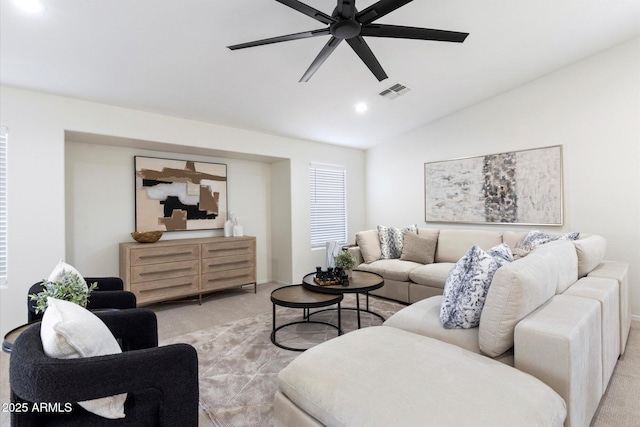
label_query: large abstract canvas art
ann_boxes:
[135,156,228,232]
[425,145,563,225]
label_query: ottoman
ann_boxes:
[275,326,566,427]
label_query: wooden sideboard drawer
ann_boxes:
[130,244,199,266]
[130,275,200,305]
[202,267,256,291]
[202,240,253,258]
[131,259,199,283]
[202,253,254,274]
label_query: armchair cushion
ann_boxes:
[40,298,126,419]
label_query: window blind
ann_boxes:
[309,163,347,249]
[0,127,7,286]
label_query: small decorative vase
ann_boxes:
[224,219,233,237]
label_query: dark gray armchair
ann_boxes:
[9,309,199,426]
[27,277,137,322]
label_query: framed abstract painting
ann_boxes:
[134,156,228,232]
[424,145,563,225]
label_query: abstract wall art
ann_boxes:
[424,145,563,225]
[135,156,227,232]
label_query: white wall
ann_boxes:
[64,140,274,282]
[0,88,366,336]
[366,38,640,317]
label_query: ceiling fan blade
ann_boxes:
[356,0,413,25]
[276,0,336,25]
[361,24,469,43]
[300,36,343,82]
[227,28,330,50]
[336,0,356,19]
[346,36,388,81]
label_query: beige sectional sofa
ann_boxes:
[274,227,630,427]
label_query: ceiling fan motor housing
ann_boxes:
[330,19,361,39]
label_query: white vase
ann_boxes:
[224,220,233,237]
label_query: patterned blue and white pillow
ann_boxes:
[378,224,417,259]
[519,230,580,252]
[440,243,514,329]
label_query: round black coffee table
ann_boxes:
[302,270,384,329]
[271,284,343,352]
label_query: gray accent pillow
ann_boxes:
[400,229,438,264]
[378,224,417,259]
[440,243,513,329]
[356,230,382,264]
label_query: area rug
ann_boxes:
[160,294,405,426]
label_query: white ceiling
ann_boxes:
[1,0,639,149]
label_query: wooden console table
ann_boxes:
[119,236,256,305]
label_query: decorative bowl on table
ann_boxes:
[131,231,163,243]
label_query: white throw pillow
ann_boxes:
[48,260,88,292]
[440,244,513,329]
[40,298,126,419]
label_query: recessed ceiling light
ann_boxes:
[12,0,46,13]
[355,103,368,114]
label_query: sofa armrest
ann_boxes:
[515,295,602,427]
[348,246,364,265]
[588,261,630,354]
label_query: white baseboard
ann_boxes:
[631,314,640,323]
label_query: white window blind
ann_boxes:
[0,127,7,287]
[310,163,347,249]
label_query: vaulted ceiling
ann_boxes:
[1,0,639,149]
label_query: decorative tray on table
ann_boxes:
[313,267,349,286]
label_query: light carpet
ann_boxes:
[160,294,405,426]
[161,298,640,427]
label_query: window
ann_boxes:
[309,163,347,249]
[0,127,6,287]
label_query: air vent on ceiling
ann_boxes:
[378,83,411,100]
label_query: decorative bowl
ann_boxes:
[131,231,163,243]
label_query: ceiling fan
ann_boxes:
[227,0,469,82]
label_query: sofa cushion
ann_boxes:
[356,230,381,263]
[40,298,127,419]
[356,259,422,282]
[574,235,607,277]
[408,263,455,289]
[440,244,513,329]
[385,296,482,355]
[378,224,417,259]
[479,240,578,357]
[400,229,438,264]
[435,229,503,263]
[277,326,566,427]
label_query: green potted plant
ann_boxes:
[335,250,358,275]
[29,273,98,314]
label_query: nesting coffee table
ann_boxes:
[271,285,343,352]
[302,270,385,329]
